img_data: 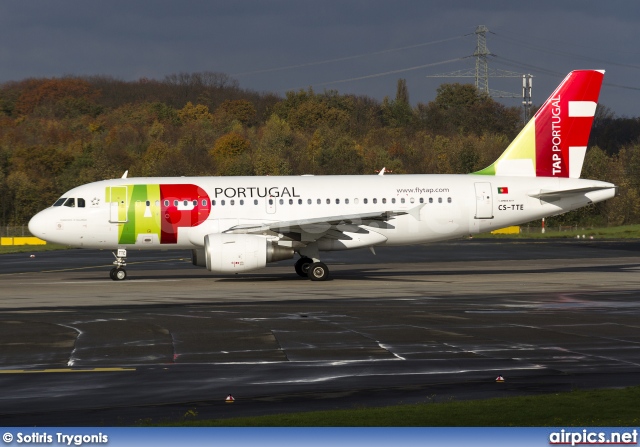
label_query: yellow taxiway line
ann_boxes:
[0,367,136,374]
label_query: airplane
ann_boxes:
[28,70,616,281]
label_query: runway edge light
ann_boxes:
[226,394,235,403]
[496,375,505,383]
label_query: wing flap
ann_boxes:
[223,204,425,240]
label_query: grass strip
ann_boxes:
[476,224,640,239]
[165,386,640,427]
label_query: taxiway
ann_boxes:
[1,239,639,425]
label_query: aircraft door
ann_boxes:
[109,186,129,223]
[474,182,493,219]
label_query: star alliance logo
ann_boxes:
[91,197,100,206]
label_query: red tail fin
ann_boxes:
[534,70,604,178]
[474,70,604,178]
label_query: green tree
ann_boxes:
[253,115,293,176]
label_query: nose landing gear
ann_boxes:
[110,249,128,281]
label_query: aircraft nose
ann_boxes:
[28,210,49,240]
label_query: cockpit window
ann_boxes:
[53,198,67,207]
[63,198,75,207]
[77,198,85,208]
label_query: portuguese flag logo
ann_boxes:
[497,187,509,194]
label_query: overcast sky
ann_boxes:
[1,1,638,116]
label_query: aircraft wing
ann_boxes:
[223,204,425,242]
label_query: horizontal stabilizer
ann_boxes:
[528,185,616,200]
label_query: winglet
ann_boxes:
[474,70,604,178]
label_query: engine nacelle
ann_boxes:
[191,247,206,267]
[204,233,294,273]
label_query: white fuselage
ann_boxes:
[28,174,616,251]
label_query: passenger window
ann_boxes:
[307,199,312,205]
[326,199,330,204]
[173,200,178,207]
[230,200,235,206]
[401,198,405,204]
[354,198,359,205]
[193,200,197,206]
[336,199,340,204]
[345,198,349,204]
[155,200,160,206]
[364,198,368,204]
[221,200,226,206]
[202,200,207,206]
[429,198,433,204]
[317,199,321,204]
[183,200,188,207]
[419,198,424,204]
[145,201,150,206]
[298,199,302,205]
[240,199,244,205]
[54,198,66,207]
[254,199,258,205]
[279,199,284,205]
[164,200,169,207]
[438,198,442,203]
[382,198,386,204]
[447,197,452,203]
[373,198,377,204]
[212,200,216,206]
[391,198,396,204]
[269,199,273,205]
[77,198,86,208]
[289,199,293,205]
[410,197,415,204]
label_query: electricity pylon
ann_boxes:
[427,25,528,99]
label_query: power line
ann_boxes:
[492,32,640,71]
[289,57,463,91]
[493,28,640,62]
[232,35,466,77]
[493,56,640,92]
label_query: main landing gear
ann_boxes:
[110,248,127,281]
[294,256,329,281]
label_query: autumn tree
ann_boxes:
[210,132,253,176]
[177,102,213,123]
[420,83,520,138]
[14,78,101,118]
[1,71,638,228]
[216,100,257,125]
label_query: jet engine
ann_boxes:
[203,233,294,273]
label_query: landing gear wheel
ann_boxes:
[111,249,127,281]
[111,268,127,281]
[295,257,313,278]
[308,262,329,281]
